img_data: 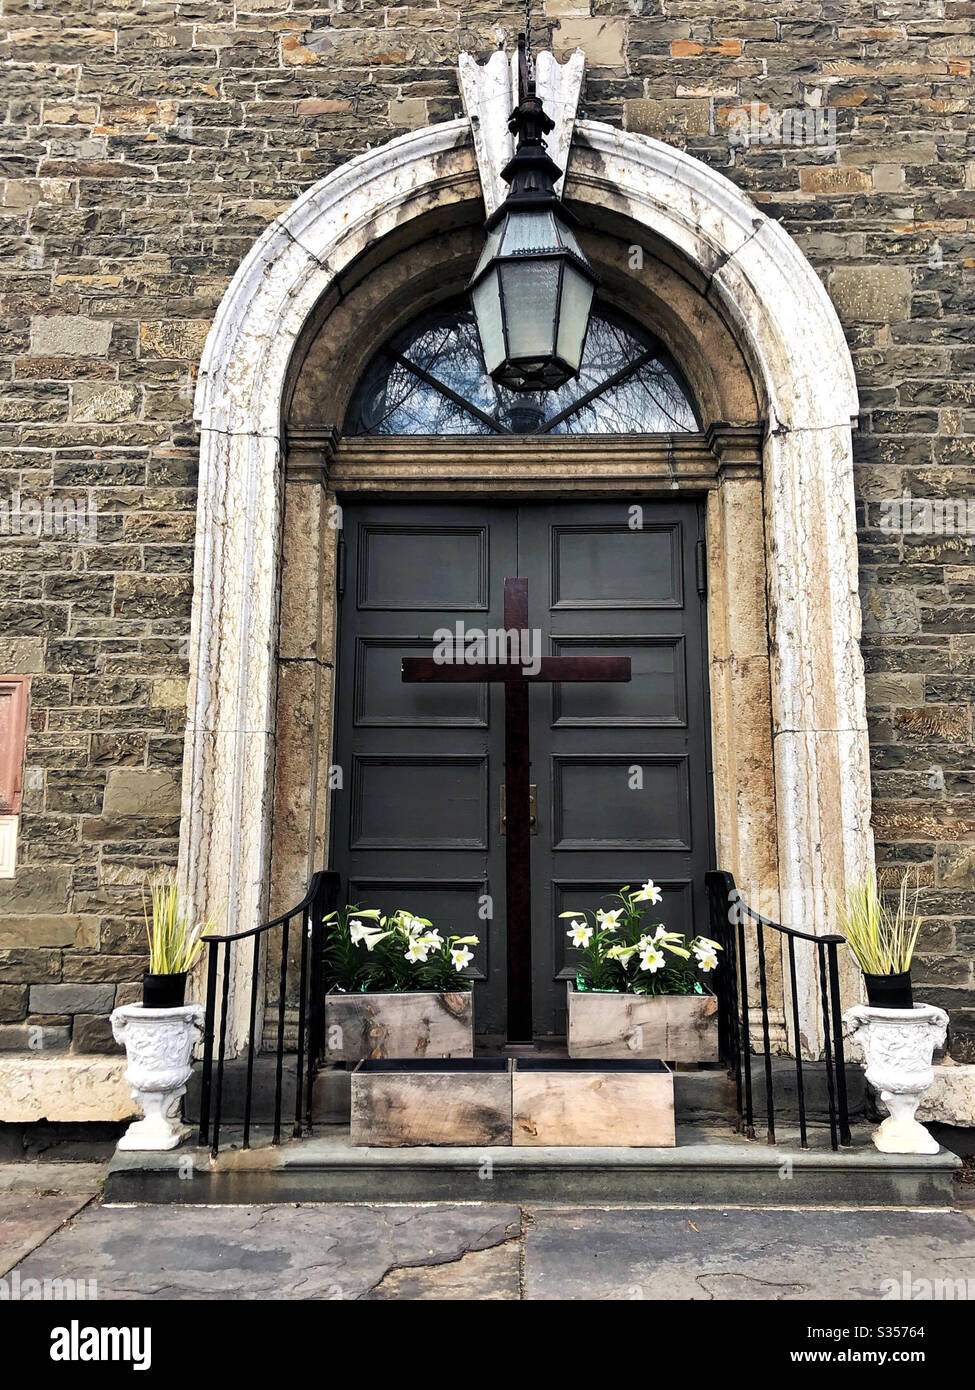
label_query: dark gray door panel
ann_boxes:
[330,499,713,1040]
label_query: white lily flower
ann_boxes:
[350,919,387,951]
[694,945,719,972]
[450,946,474,971]
[596,908,624,931]
[404,939,430,963]
[566,920,593,948]
[638,945,666,973]
[606,943,637,962]
[633,879,663,904]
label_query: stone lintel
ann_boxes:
[330,433,724,495]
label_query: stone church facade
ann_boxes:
[1,1,973,1121]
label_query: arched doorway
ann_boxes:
[182,112,871,1056]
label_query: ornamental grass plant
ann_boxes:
[838,868,923,978]
[142,870,213,975]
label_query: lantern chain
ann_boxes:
[522,0,534,93]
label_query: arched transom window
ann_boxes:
[345,301,698,437]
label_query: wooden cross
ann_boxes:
[402,577,631,1044]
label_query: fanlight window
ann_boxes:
[345,302,698,437]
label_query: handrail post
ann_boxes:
[198,944,219,1147]
[210,939,232,1160]
[827,941,852,1146]
[817,944,839,1151]
[293,902,311,1138]
[755,921,776,1145]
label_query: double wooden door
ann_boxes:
[330,499,713,1038]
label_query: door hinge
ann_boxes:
[695,536,707,597]
[500,783,538,835]
[336,535,346,598]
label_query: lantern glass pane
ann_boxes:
[555,216,588,263]
[471,223,503,280]
[499,260,560,359]
[555,263,595,372]
[471,273,505,375]
[498,210,560,256]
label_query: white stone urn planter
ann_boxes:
[844,1003,949,1155]
[110,1003,204,1151]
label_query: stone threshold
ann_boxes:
[104,1123,959,1209]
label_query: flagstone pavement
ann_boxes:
[4,1164,975,1299]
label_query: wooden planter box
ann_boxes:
[351,1059,510,1147]
[351,1058,676,1148]
[325,988,474,1063]
[566,981,719,1063]
[512,1058,675,1147]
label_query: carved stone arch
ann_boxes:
[184,116,870,1050]
[284,213,760,436]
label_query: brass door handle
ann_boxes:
[500,783,538,835]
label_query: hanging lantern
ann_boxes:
[468,46,598,393]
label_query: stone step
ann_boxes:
[104,1122,959,1209]
[183,1055,869,1128]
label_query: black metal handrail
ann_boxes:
[198,870,341,1158]
[706,869,851,1151]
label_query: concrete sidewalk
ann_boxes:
[5,1186,975,1299]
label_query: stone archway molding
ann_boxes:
[184,109,871,1050]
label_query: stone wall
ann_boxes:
[0,1,972,1057]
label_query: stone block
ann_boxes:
[150,678,187,708]
[0,916,86,949]
[388,97,427,128]
[0,638,45,673]
[295,98,356,115]
[937,845,975,889]
[0,1022,69,1051]
[29,983,117,1016]
[865,673,925,707]
[103,768,181,816]
[71,384,141,423]
[0,1055,136,1122]
[894,706,971,741]
[917,1063,975,1127]
[623,98,710,137]
[29,316,113,357]
[829,266,913,324]
[138,320,211,360]
[553,17,626,66]
[0,868,70,914]
[71,1014,122,1054]
[0,985,27,1022]
[0,950,60,984]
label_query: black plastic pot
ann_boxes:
[863,970,913,1009]
[142,971,188,1009]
